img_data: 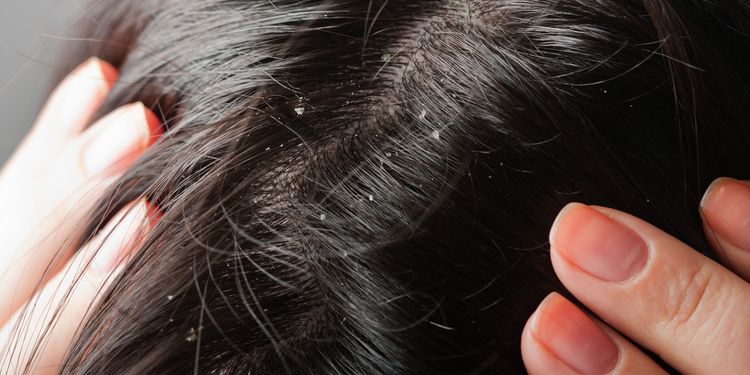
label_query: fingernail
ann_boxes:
[531,294,619,375]
[74,57,117,87]
[551,203,648,282]
[81,102,158,177]
[701,178,750,252]
[92,199,158,273]
[73,58,99,78]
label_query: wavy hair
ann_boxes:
[27,0,750,373]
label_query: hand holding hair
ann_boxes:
[0,58,161,373]
[522,179,750,374]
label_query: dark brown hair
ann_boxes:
[22,0,750,373]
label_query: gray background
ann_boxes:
[0,1,80,163]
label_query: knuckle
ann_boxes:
[660,264,717,333]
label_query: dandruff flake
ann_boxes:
[185,328,197,342]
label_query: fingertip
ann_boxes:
[521,295,548,375]
[522,293,592,375]
[700,177,736,210]
[90,57,119,88]
[132,102,163,147]
[524,292,619,375]
[36,57,120,137]
[79,102,162,177]
[699,177,750,280]
[549,202,586,249]
[71,57,118,87]
[74,57,118,91]
[90,199,155,274]
[523,292,562,347]
[700,177,750,252]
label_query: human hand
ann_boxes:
[521,178,750,374]
[0,58,161,373]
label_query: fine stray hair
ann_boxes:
[11,0,750,373]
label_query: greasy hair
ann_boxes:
[30,0,750,373]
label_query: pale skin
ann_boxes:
[522,183,750,374]
[0,58,161,373]
[1,58,749,374]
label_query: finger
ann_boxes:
[0,103,161,325]
[549,203,750,374]
[36,58,118,137]
[1,58,118,181]
[0,200,158,374]
[521,293,666,375]
[73,102,162,178]
[41,102,161,207]
[700,177,750,281]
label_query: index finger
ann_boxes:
[2,58,118,179]
[36,58,118,137]
[549,203,750,374]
